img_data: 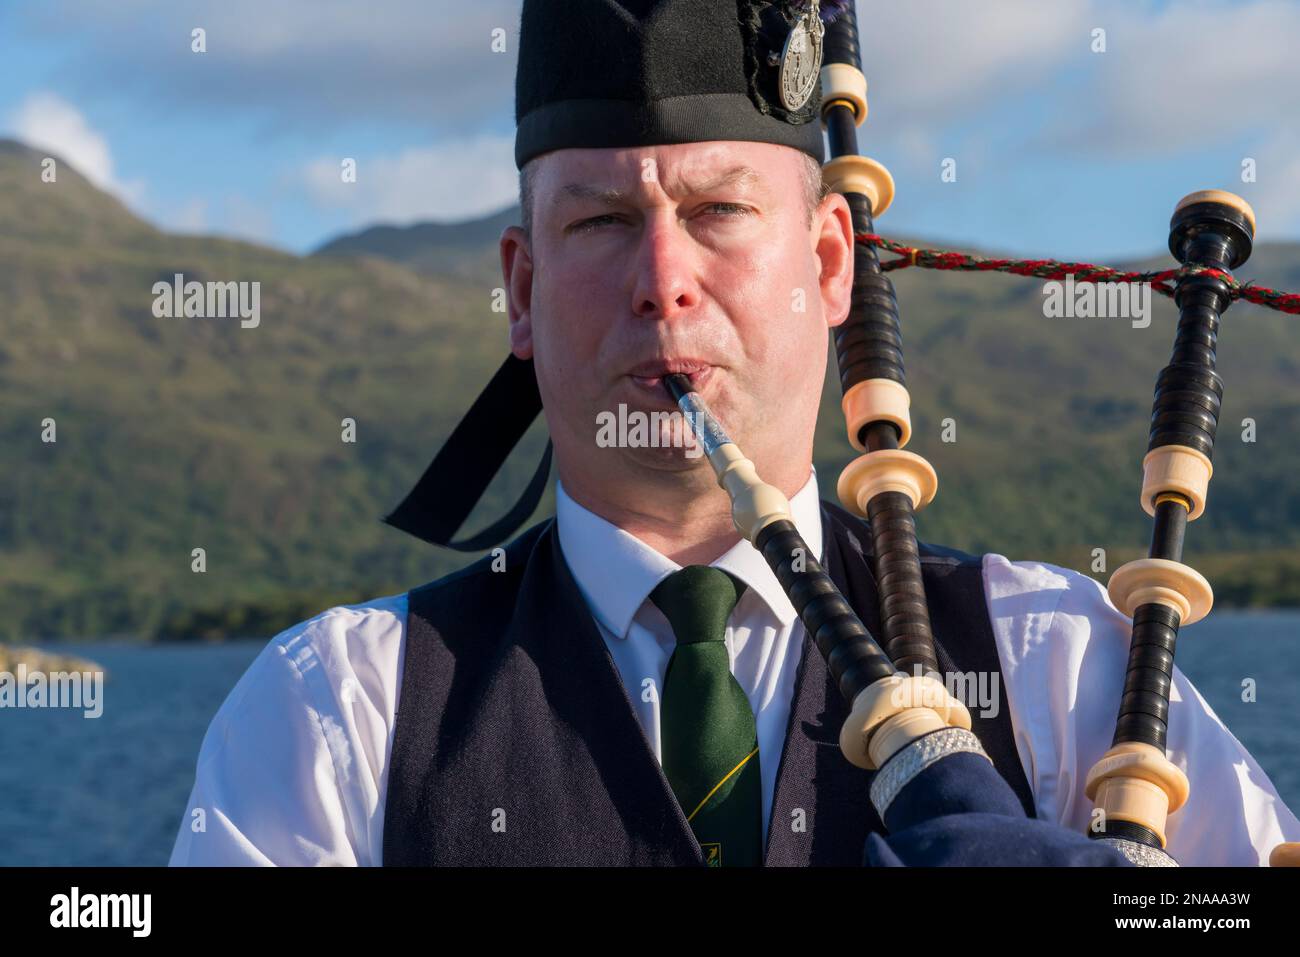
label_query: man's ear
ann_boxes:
[501,225,534,358]
[813,192,854,329]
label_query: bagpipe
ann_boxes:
[662,370,1127,866]
[654,0,1296,867]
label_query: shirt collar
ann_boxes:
[556,468,824,639]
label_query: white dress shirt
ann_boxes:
[169,471,1300,866]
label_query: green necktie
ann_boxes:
[651,565,762,867]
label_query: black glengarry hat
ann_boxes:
[514,0,834,170]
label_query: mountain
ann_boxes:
[312,205,519,284]
[3,137,1299,641]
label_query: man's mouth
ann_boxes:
[625,360,713,399]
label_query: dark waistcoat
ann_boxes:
[382,500,1034,866]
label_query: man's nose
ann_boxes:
[630,212,701,320]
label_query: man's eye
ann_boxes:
[705,203,750,217]
[569,214,620,233]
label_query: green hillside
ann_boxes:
[313,206,516,284]
[0,139,543,641]
[3,137,1299,642]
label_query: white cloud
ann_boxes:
[7,91,146,204]
[170,198,209,234]
[303,134,518,225]
[221,193,278,245]
[1236,130,1300,240]
[1026,0,1300,155]
[858,0,1092,127]
[139,192,283,246]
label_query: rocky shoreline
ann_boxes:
[0,645,107,676]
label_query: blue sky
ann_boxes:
[1,0,1296,261]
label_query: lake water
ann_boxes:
[1,610,1297,866]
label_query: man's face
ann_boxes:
[501,140,854,497]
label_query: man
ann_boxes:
[169,0,1299,867]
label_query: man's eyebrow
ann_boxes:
[672,164,761,194]
[553,165,763,207]
[555,183,629,207]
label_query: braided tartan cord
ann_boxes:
[858,233,1300,315]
